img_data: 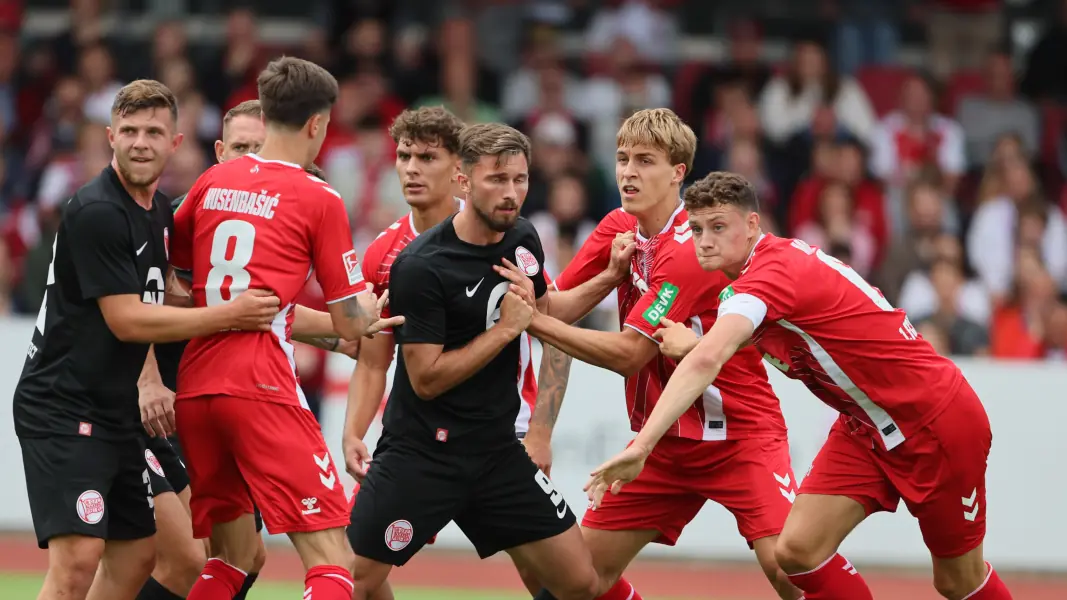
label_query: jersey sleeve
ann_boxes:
[170,179,202,273]
[553,217,620,291]
[622,245,704,342]
[719,244,798,327]
[389,255,446,345]
[359,237,393,328]
[66,203,142,300]
[309,185,365,304]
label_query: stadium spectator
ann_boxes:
[758,37,876,146]
[794,182,877,277]
[957,51,1040,167]
[989,247,1061,358]
[685,20,770,125]
[924,0,1003,81]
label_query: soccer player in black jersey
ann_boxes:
[347,123,601,600]
[12,80,281,600]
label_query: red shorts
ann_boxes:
[350,476,437,545]
[799,382,991,558]
[582,436,796,545]
[176,395,350,538]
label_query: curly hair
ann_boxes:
[683,171,760,213]
[389,106,466,156]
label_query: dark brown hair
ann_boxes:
[389,106,466,155]
[683,171,760,213]
[458,123,531,172]
[111,79,178,124]
[257,57,338,129]
[305,163,326,180]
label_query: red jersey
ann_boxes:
[361,209,545,434]
[171,154,364,408]
[555,205,786,441]
[718,234,961,450]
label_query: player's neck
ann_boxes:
[453,208,505,246]
[723,231,764,280]
[634,192,681,239]
[111,157,157,210]
[411,196,459,234]
[257,135,308,168]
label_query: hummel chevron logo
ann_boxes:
[774,472,796,503]
[962,488,979,522]
[842,558,858,575]
[314,453,336,490]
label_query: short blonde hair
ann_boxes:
[111,79,178,124]
[224,99,262,125]
[616,108,697,175]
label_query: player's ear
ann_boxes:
[106,126,116,149]
[214,139,224,163]
[748,210,761,234]
[672,163,686,186]
[456,169,470,196]
[171,132,184,152]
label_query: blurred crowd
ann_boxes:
[0,0,1066,362]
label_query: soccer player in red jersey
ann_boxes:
[509,109,800,600]
[169,57,399,600]
[588,171,1013,600]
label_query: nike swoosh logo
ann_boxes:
[556,505,567,519]
[465,278,484,297]
[136,242,148,255]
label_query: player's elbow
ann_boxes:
[409,376,440,400]
[617,353,646,378]
[99,299,147,342]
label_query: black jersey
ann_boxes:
[13,165,174,441]
[153,192,190,391]
[384,214,548,453]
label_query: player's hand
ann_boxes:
[653,318,700,360]
[360,285,406,337]
[606,232,636,283]
[583,442,651,509]
[522,432,553,476]
[138,381,176,438]
[494,258,538,306]
[335,338,361,358]
[499,291,534,334]
[228,289,281,331]
[342,435,372,482]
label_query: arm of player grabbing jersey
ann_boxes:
[528,316,659,377]
[342,333,396,479]
[163,267,192,308]
[290,305,363,356]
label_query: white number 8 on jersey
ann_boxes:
[205,220,256,306]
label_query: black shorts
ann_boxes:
[170,432,262,532]
[20,435,156,549]
[348,435,576,566]
[145,435,189,496]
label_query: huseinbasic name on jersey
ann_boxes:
[201,187,279,220]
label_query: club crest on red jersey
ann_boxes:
[515,246,539,276]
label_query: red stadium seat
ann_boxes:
[943,69,985,116]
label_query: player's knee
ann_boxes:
[48,536,105,593]
[551,565,600,600]
[774,532,827,574]
[251,538,267,573]
[157,538,207,593]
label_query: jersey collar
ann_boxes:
[246,153,302,170]
[408,197,465,236]
[634,198,685,243]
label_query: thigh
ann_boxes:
[20,435,119,549]
[175,396,253,539]
[222,398,350,535]
[456,442,577,559]
[144,435,174,497]
[799,419,899,516]
[580,442,704,547]
[887,384,991,559]
[104,438,157,543]
[696,438,797,545]
[348,441,463,566]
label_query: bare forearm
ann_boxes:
[548,272,617,324]
[346,367,387,439]
[139,345,162,387]
[412,326,519,399]
[293,335,340,352]
[114,304,234,343]
[527,343,572,439]
[528,313,632,376]
[293,305,337,338]
[632,353,724,450]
